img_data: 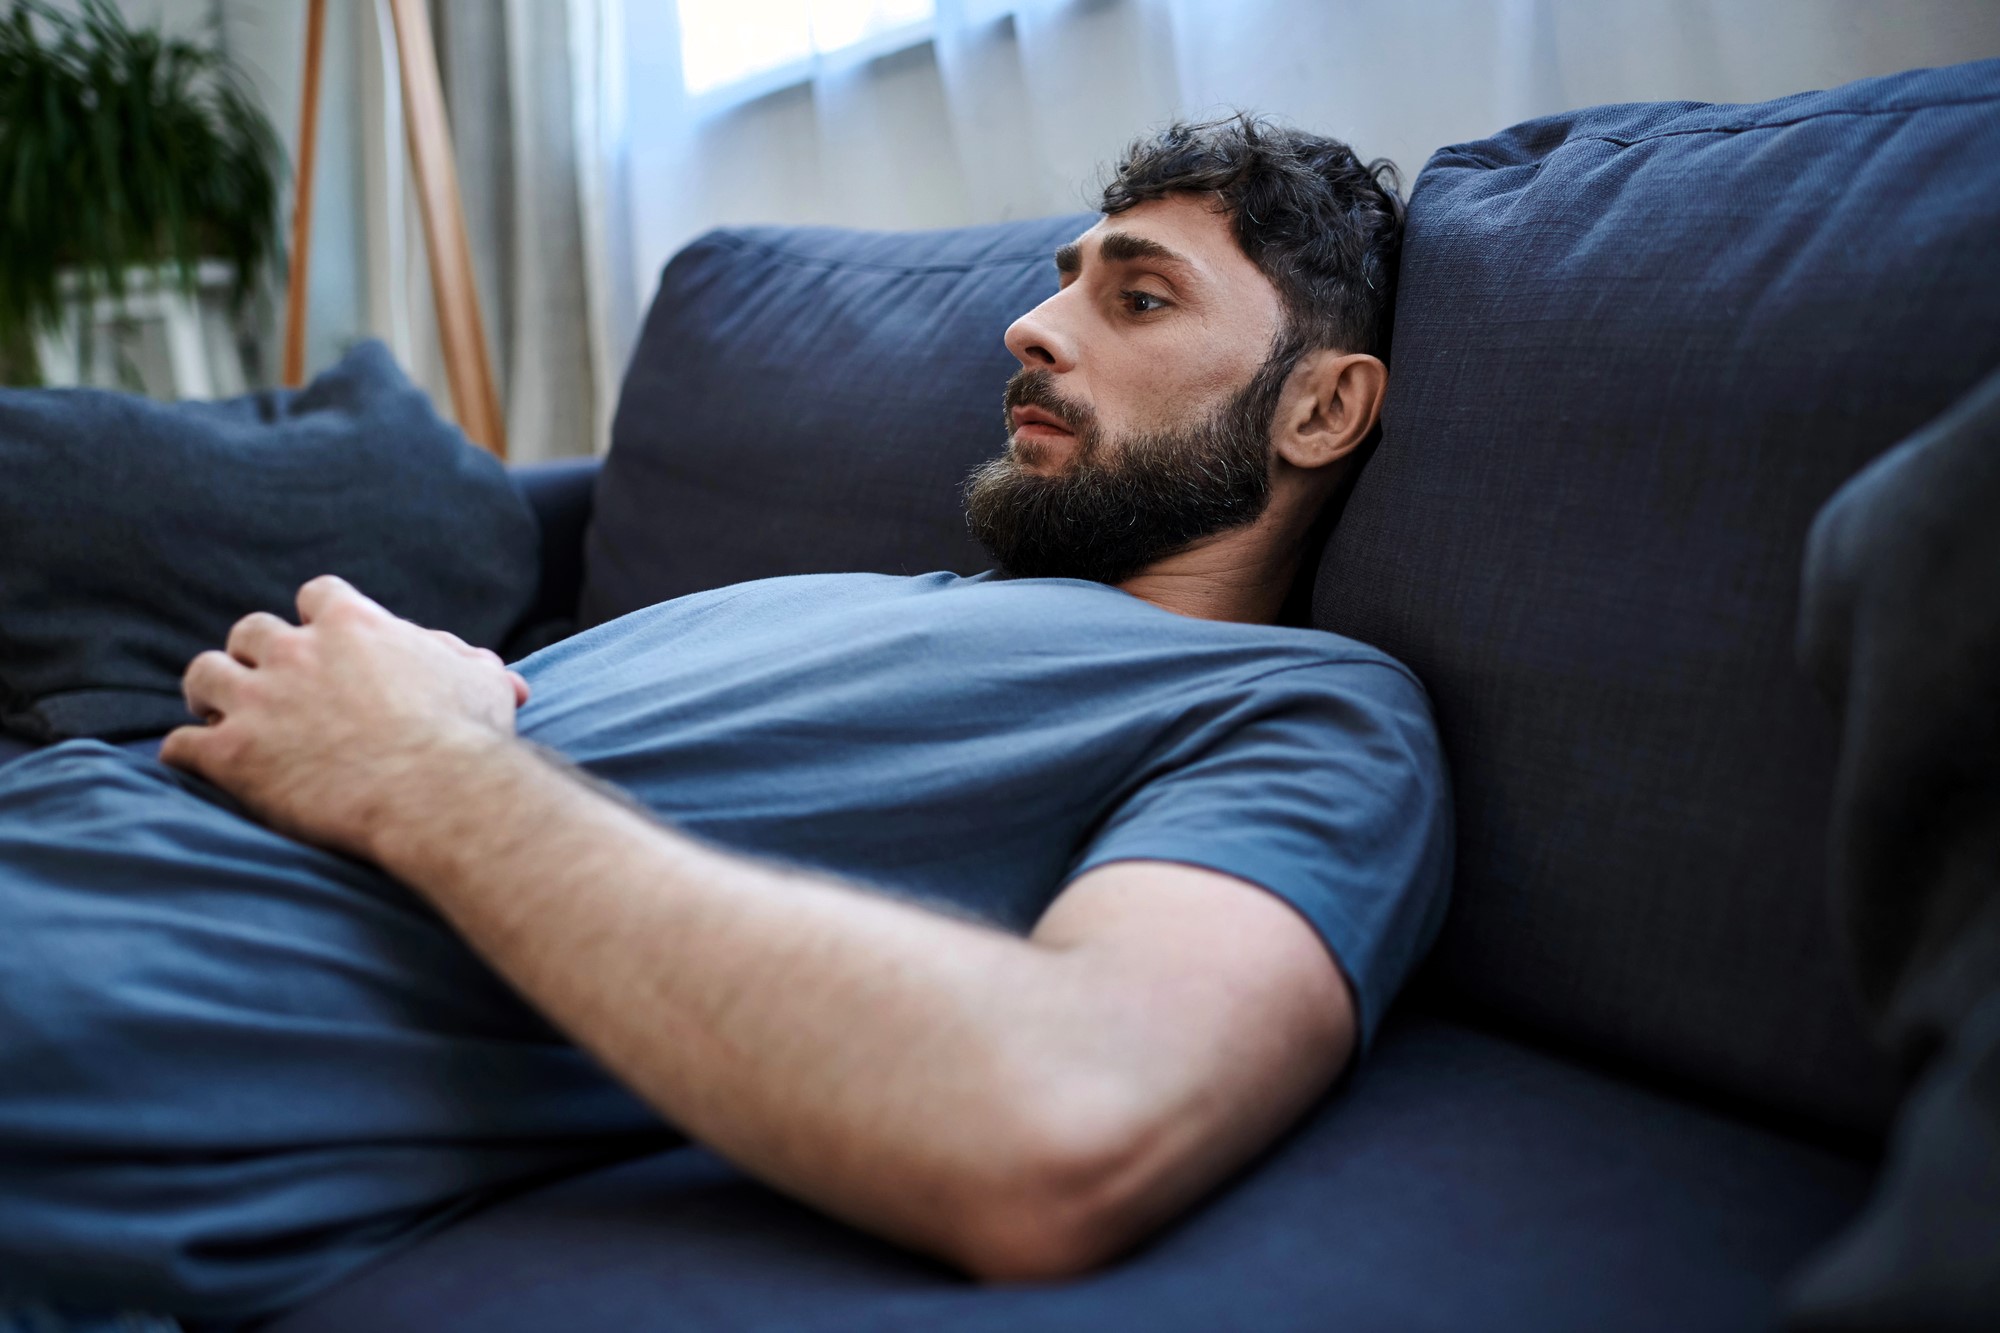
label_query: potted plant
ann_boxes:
[0,0,284,387]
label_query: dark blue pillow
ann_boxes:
[581,216,1094,625]
[0,341,540,742]
[1313,59,2000,1134]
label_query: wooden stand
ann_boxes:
[281,0,508,459]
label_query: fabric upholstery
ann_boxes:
[1786,366,2000,1328]
[0,460,592,766]
[579,215,1094,626]
[0,743,673,1323]
[1313,58,2000,1136]
[504,458,601,656]
[265,1013,1873,1333]
[0,342,540,743]
[1795,363,2000,1080]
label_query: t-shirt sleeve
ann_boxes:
[1061,658,1453,1050]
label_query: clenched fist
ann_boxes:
[161,574,530,861]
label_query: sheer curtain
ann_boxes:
[345,0,1999,453]
[354,0,623,462]
[612,0,2000,353]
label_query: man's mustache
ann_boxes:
[1003,369,1096,437]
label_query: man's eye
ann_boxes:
[1121,290,1169,315]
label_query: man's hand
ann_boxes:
[161,575,530,860]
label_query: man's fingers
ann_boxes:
[296,574,385,625]
[158,723,213,775]
[225,611,292,666]
[427,628,520,702]
[182,649,252,722]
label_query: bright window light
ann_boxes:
[678,0,936,98]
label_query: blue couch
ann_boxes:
[6,59,1994,1333]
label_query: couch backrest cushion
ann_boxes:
[581,216,1095,626]
[1312,59,2000,1134]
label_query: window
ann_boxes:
[677,0,937,100]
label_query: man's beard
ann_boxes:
[962,357,1291,586]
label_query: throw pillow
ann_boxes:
[0,341,540,742]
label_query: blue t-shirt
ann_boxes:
[516,570,1453,1042]
[0,569,1452,1317]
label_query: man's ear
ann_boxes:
[1273,349,1388,472]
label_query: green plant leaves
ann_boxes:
[0,0,285,383]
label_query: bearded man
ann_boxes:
[0,116,1449,1324]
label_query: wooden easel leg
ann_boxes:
[386,0,508,458]
[281,0,327,388]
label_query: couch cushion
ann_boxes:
[1311,59,2000,1136]
[266,1013,1871,1333]
[503,458,603,656]
[0,341,540,743]
[580,215,1093,626]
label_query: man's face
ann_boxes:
[964,195,1291,585]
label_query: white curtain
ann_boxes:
[613,0,2000,355]
[332,0,2000,441]
[355,0,622,462]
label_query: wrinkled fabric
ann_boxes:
[0,341,538,744]
[1785,369,2000,1329]
[0,571,1450,1322]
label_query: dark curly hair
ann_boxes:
[1098,114,1405,363]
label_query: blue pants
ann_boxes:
[0,744,674,1325]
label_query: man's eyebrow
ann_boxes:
[1097,231,1193,271]
[1051,232,1194,277]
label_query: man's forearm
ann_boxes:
[362,735,1127,1277]
[168,579,1356,1282]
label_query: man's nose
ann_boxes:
[1004,293,1077,373]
